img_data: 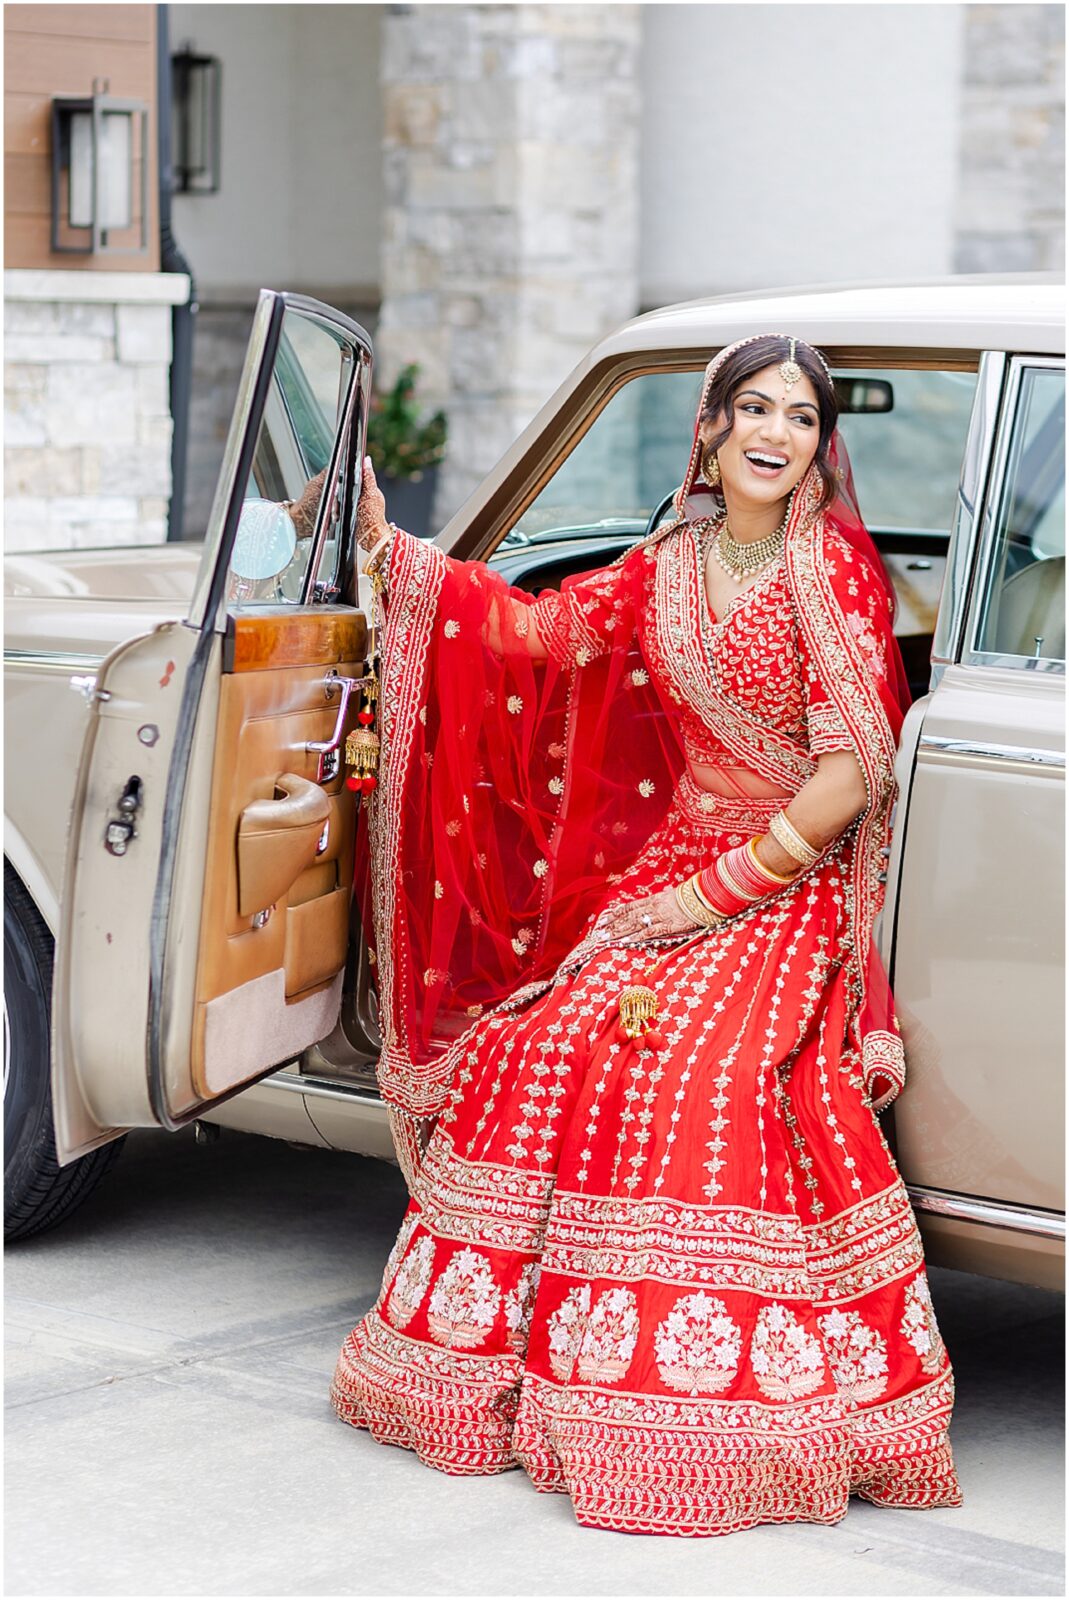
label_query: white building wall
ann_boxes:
[639,4,967,305]
[168,3,382,297]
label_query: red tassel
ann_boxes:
[358,709,375,726]
[361,774,378,793]
[345,774,361,792]
[642,1028,665,1052]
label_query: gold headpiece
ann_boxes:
[779,337,803,391]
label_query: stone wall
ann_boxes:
[954,4,1065,271]
[377,3,641,526]
[4,271,190,552]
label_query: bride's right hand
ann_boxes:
[357,456,390,552]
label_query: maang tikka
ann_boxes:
[779,337,803,391]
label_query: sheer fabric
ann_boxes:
[334,357,961,1535]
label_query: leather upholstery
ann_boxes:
[237,772,331,917]
[189,614,362,1098]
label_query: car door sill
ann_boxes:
[907,1183,1065,1239]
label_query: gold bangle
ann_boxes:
[769,809,821,868]
[689,872,723,918]
[747,836,798,885]
[675,878,722,928]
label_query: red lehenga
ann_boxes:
[330,388,963,1536]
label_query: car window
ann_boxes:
[968,363,1065,666]
[509,364,976,543]
[225,308,352,606]
[510,371,701,540]
[504,362,977,656]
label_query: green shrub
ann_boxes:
[366,363,448,480]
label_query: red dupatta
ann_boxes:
[356,341,913,1154]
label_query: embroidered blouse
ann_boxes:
[528,519,860,778]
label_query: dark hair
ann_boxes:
[699,335,840,513]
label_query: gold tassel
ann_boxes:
[616,984,664,1049]
[345,663,381,794]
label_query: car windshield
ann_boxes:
[505,365,979,546]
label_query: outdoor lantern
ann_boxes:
[50,81,149,256]
[171,44,222,194]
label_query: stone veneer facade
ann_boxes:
[376,2,641,523]
[4,270,189,553]
[954,3,1065,272]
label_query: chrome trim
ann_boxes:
[265,1068,381,1106]
[908,1184,1065,1241]
[188,291,278,631]
[4,649,106,671]
[918,734,1065,769]
[930,351,1006,684]
[964,354,1066,669]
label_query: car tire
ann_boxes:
[4,864,125,1242]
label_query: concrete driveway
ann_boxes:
[5,1126,1064,1597]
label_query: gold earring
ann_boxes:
[701,444,721,487]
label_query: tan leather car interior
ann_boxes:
[191,609,367,1098]
[992,556,1065,660]
[237,772,331,918]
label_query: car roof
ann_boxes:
[596,275,1065,362]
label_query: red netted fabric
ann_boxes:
[353,526,688,1119]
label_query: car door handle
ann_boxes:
[306,670,372,755]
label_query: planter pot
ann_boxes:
[379,467,439,541]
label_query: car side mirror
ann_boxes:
[230,498,299,581]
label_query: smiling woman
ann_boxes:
[330,331,962,1537]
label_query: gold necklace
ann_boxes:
[712,492,795,583]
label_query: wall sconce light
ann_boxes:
[171,44,222,194]
[50,80,149,256]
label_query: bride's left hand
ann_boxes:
[589,887,697,942]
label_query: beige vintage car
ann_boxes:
[4,278,1064,1291]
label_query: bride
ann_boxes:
[330,332,963,1537]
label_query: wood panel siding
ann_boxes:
[4,5,159,271]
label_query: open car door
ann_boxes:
[51,292,374,1163]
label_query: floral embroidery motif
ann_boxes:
[818,1308,889,1402]
[638,779,656,797]
[576,1287,641,1384]
[378,1211,418,1307]
[900,1274,947,1374]
[631,667,650,686]
[507,695,524,714]
[443,618,460,638]
[654,1292,743,1394]
[427,1247,502,1349]
[533,859,549,878]
[750,1303,826,1399]
[548,1284,591,1381]
[504,1263,541,1354]
[548,776,564,795]
[386,1234,435,1328]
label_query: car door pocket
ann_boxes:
[283,884,351,997]
[237,773,331,918]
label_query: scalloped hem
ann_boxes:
[331,1317,962,1536]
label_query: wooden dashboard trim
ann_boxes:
[224,608,367,672]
